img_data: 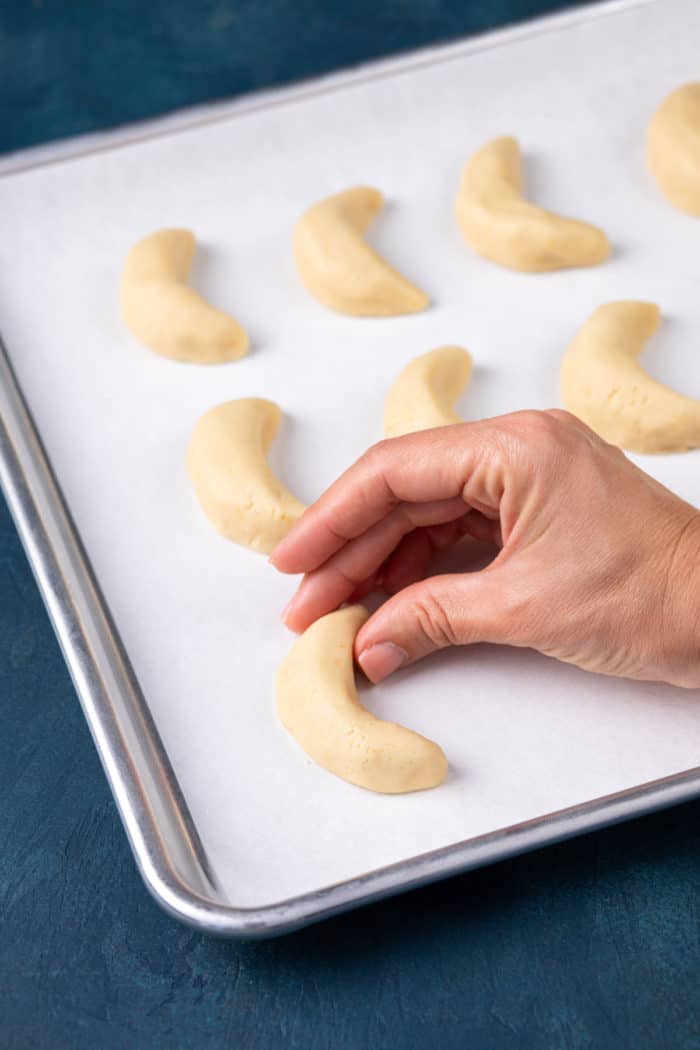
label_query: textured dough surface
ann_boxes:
[561,301,700,453]
[648,83,700,216]
[383,345,473,438]
[121,228,249,363]
[276,605,448,794]
[455,136,610,272]
[293,187,429,316]
[187,398,306,553]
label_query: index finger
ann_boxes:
[270,421,497,575]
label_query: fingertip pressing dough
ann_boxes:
[455,136,610,272]
[293,186,430,316]
[383,345,473,438]
[276,605,448,794]
[120,228,249,363]
[187,398,306,553]
[648,83,700,216]
[561,301,700,453]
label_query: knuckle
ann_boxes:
[361,438,396,478]
[545,408,578,427]
[522,409,563,439]
[362,439,388,466]
[412,591,457,650]
[509,409,577,465]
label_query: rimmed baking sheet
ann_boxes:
[1,0,699,937]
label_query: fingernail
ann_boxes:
[358,642,408,684]
[281,597,297,625]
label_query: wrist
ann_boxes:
[661,510,700,689]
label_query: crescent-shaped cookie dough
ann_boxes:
[383,345,473,438]
[121,228,249,363]
[455,136,610,272]
[187,398,306,553]
[276,605,448,794]
[293,187,429,316]
[648,83,700,216]
[561,301,700,453]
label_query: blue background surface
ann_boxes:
[1,2,699,1047]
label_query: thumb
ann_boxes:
[355,569,514,683]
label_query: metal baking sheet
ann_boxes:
[1,0,699,938]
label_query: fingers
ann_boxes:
[271,410,591,577]
[355,569,510,682]
[270,423,502,574]
[282,496,467,632]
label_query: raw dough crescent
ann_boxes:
[648,82,700,216]
[561,301,700,453]
[455,136,610,272]
[383,345,473,438]
[276,605,448,794]
[187,398,306,553]
[121,228,249,363]
[293,187,429,316]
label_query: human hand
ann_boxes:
[270,411,700,689]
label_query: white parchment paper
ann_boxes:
[1,0,699,907]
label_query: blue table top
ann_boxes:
[2,2,699,1047]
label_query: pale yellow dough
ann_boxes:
[186,398,306,553]
[561,301,700,454]
[293,187,429,316]
[276,605,448,794]
[455,136,610,272]
[648,83,700,216]
[383,345,473,438]
[120,228,249,363]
